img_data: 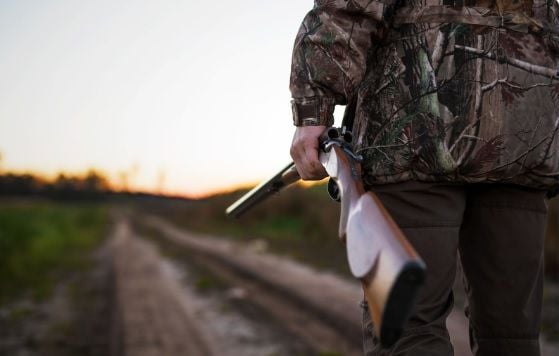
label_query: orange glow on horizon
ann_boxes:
[0,167,327,200]
[0,167,260,199]
[0,1,343,203]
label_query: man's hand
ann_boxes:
[290,125,328,180]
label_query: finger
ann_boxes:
[294,146,315,180]
[296,154,313,180]
[304,138,325,169]
[302,144,326,179]
[290,142,311,179]
[290,141,307,172]
[290,125,327,180]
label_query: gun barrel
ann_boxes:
[225,162,300,218]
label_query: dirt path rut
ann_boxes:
[111,220,216,356]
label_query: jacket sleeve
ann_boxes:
[290,0,395,127]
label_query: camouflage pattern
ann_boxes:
[290,0,559,191]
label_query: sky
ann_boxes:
[0,0,344,197]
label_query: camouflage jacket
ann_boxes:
[290,0,559,191]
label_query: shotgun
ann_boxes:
[226,127,425,347]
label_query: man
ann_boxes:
[288,1,559,355]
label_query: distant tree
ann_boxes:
[83,170,110,193]
[0,167,133,200]
[0,173,41,195]
[48,171,109,199]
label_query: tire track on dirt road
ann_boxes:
[125,213,482,356]
[141,215,364,355]
[142,216,481,356]
[110,220,217,356]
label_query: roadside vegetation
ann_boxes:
[139,183,559,282]
[137,182,352,276]
[138,186,559,342]
[0,201,108,306]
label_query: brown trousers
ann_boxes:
[361,181,548,356]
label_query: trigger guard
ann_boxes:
[327,178,341,202]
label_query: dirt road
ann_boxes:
[110,215,559,356]
[2,212,556,356]
[110,221,216,356]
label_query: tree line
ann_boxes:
[0,170,112,200]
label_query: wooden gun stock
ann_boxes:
[319,128,425,346]
[226,128,425,347]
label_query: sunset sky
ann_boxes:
[0,0,344,197]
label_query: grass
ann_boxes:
[0,200,108,306]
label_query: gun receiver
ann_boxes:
[226,127,425,347]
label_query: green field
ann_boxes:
[0,200,108,306]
